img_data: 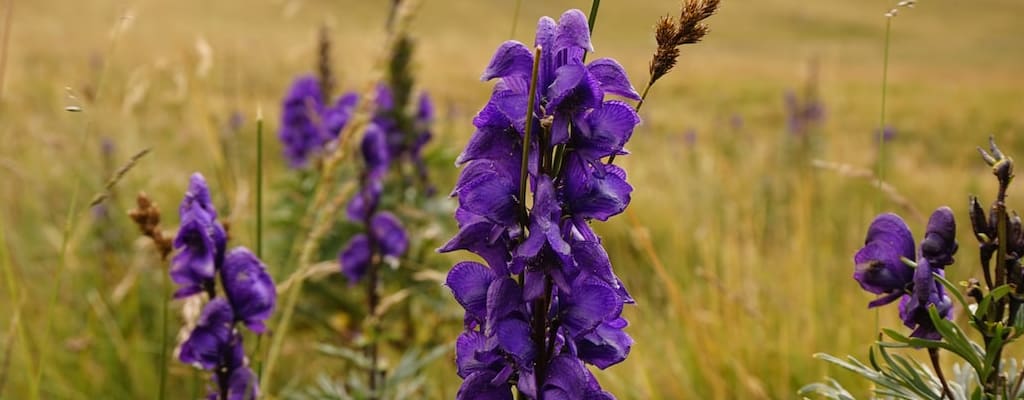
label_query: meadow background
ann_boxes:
[1,0,1023,398]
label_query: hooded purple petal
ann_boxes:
[562,155,633,221]
[575,318,633,369]
[587,59,641,100]
[220,247,276,333]
[457,371,514,400]
[898,259,953,340]
[180,173,218,218]
[553,9,594,55]
[371,212,408,258]
[921,206,958,268]
[447,262,498,326]
[573,101,640,163]
[225,366,259,400]
[339,234,372,283]
[853,213,916,301]
[482,41,535,81]
[179,299,235,370]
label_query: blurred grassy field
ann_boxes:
[1,0,1023,398]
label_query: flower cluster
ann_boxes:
[440,9,640,399]
[172,173,277,399]
[278,77,435,185]
[853,207,958,339]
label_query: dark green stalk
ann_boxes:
[254,113,265,381]
[518,46,542,224]
[587,0,601,35]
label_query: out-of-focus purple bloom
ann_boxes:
[729,114,744,131]
[179,299,235,370]
[279,76,327,168]
[853,208,958,339]
[339,234,371,283]
[360,124,391,180]
[682,129,697,147]
[221,247,277,333]
[784,89,824,137]
[875,125,897,144]
[225,365,259,400]
[372,212,408,258]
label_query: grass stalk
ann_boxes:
[0,0,14,102]
[253,110,265,381]
[509,0,522,38]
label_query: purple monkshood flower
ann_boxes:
[441,9,638,399]
[221,247,277,333]
[853,207,958,339]
[174,174,274,400]
[172,173,227,298]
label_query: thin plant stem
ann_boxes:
[876,18,891,211]
[254,111,266,381]
[873,16,893,343]
[928,348,953,399]
[509,0,522,38]
[586,0,601,35]
[518,46,542,224]
[32,181,80,400]
[0,0,14,101]
[157,257,169,400]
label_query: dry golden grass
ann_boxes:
[1,0,1023,398]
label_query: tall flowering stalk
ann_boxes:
[440,9,640,398]
[172,173,276,399]
[804,138,1024,400]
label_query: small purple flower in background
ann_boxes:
[853,207,958,339]
[441,9,638,399]
[783,88,825,137]
[875,125,897,144]
[682,128,697,148]
[172,173,275,399]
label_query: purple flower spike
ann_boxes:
[179,299,235,370]
[221,247,277,333]
[371,212,409,258]
[921,206,958,268]
[339,234,371,283]
[443,9,637,398]
[853,213,915,306]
